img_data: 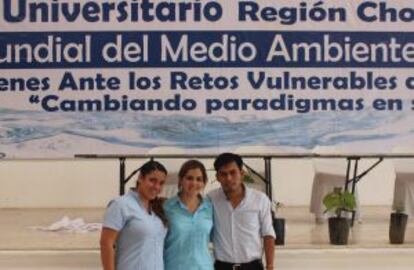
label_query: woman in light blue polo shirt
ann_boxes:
[100,160,168,270]
[164,160,214,270]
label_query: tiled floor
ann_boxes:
[277,206,414,249]
[0,208,102,250]
[1,249,413,270]
[1,207,414,269]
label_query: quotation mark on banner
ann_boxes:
[29,95,40,104]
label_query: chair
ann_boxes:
[310,146,361,223]
[203,171,221,194]
[392,145,414,216]
[201,158,220,194]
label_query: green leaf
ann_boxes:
[323,187,356,218]
[243,172,255,183]
[242,168,256,183]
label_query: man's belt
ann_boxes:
[215,259,262,270]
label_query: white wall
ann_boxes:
[0,158,396,208]
[272,158,395,206]
[0,159,119,208]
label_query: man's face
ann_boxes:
[216,161,244,193]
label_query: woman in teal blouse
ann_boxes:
[163,159,214,270]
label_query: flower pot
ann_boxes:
[273,218,285,245]
[389,212,408,244]
[328,217,350,245]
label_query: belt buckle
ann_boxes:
[233,264,241,270]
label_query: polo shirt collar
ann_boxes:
[174,195,209,211]
[128,188,147,210]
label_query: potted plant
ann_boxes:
[389,206,408,244]
[272,201,285,245]
[323,187,356,245]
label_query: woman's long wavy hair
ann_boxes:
[178,160,208,194]
[137,160,169,227]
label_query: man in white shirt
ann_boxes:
[208,153,275,270]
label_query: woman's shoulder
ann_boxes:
[163,196,179,209]
[106,192,130,208]
[106,191,143,214]
[206,188,222,200]
[201,196,213,208]
[119,190,140,203]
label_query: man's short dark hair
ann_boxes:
[214,152,243,171]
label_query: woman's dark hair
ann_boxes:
[137,160,168,227]
[139,160,168,178]
[178,159,208,184]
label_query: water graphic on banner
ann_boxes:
[0,107,410,158]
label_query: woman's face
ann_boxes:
[180,168,206,196]
[137,170,167,202]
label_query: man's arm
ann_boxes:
[263,235,275,270]
[259,195,276,270]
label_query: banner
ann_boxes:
[1,0,414,159]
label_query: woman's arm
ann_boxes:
[100,227,119,270]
